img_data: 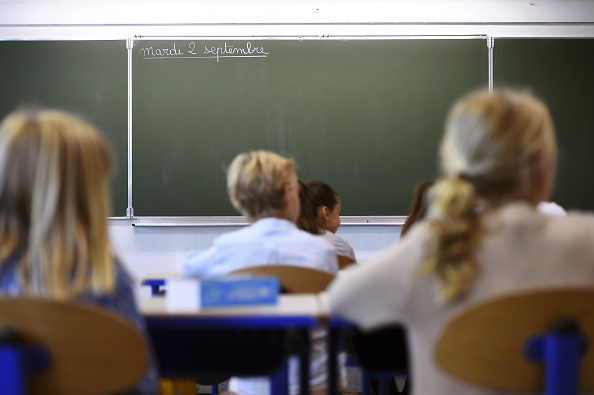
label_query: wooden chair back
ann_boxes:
[0,298,148,395]
[228,264,335,293]
[337,255,356,270]
[435,288,594,392]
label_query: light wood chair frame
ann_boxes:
[436,288,594,394]
[0,297,148,395]
[228,264,335,294]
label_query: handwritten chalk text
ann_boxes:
[203,42,269,62]
[139,42,269,62]
[139,43,184,58]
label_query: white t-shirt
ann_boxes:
[317,230,356,261]
[537,201,567,216]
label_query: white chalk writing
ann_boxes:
[139,42,269,62]
[139,43,184,58]
[203,42,269,62]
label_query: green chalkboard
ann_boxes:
[494,39,594,211]
[132,39,488,216]
[0,40,128,216]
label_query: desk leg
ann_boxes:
[298,329,310,395]
[270,360,289,395]
[328,326,340,395]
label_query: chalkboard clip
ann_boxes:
[126,207,134,219]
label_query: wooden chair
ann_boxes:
[435,288,594,395]
[0,297,148,395]
[228,264,335,293]
[337,255,357,270]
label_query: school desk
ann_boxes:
[139,294,324,395]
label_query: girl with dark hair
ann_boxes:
[298,179,356,262]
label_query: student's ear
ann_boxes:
[320,205,331,220]
[281,184,291,207]
[528,151,555,204]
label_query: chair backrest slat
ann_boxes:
[337,255,356,270]
[228,265,334,293]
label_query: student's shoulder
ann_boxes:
[548,210,594,240]
[218,218,291,242]
[325,231,350,246]
[498,208,594,256]
[294,227,335,249]
[521,212,594,269]
[211,224,263,246]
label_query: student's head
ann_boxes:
[302,179,341,233]
[0,109,115,299]
[227,150,300,223]
[400,180,435,237]
[422,89,557,302]
[439,89,556,206]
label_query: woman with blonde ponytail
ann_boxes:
[325,89,594,395]
[0,109,157,394]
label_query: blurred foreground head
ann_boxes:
[0,109,114,298]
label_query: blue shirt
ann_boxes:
[182,217,338,279]
[0,248,158,395]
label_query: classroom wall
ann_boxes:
[2,1,594,24]
[109,219,401,296]
[3,0,594,293]
[2,1,594,39]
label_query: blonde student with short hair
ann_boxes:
[325,89,594,395]
[182,150,340,395]
[182,151,337,278]
[0,109,158,394]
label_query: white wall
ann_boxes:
[3,0,594,293]
[1,1,594,39]
[2,0,594,25]
[109,219,402,295]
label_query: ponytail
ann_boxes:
[297,180,323,235]
[419,176,481,302]
[424,89,557,303]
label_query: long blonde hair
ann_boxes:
[0,109,115,299]
[421,89,556,302]
[227,150,296,222]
